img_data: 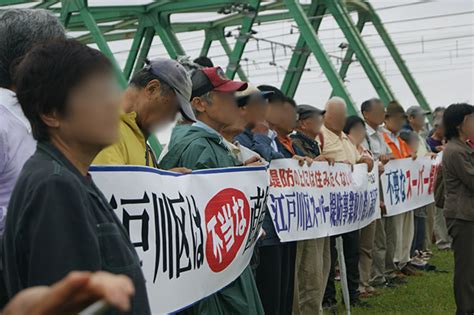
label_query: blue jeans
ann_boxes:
[411,215,426,256]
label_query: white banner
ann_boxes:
[90,165,269,314]
[380,156,441,217]
[267,159,380,242]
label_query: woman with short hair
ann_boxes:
[442,103,474,315]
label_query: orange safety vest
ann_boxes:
[382,132,412,159]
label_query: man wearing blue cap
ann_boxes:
[95,58,195,168]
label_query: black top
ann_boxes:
[2,142,151,315]
[291,131,321,158]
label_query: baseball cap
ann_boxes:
[296,104,326,120]
[386,101,407,117]
[145,58,195,122]
[235,84,274,107]
[191,66,247,99]
[406,106,431,117]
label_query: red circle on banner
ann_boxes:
[205,188,250,272]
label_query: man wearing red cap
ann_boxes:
[159,67,264,314]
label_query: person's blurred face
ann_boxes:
[221,107,246,139]
[201,91,239,127]
[324,103,347,133]
[433,124,445,138]
[60,71,121,149]
[275,101,297,135]
[140,79,180,133]
[241,95,270,128]
[461,113,474,140]
[363,101,385,127]
[385,113,406,133]
[408,113,426,131]
[266,100,285,128]
[298,114,323,138]
[349,123,367,145]
[434,110,445,121]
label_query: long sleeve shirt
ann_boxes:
[0,88,36,236]
[3,142,151,314]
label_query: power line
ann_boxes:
[112,5,474,58]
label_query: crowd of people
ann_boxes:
[0,8,474,315]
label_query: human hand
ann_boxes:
[314,155,335,166]
[342,160,354,171]
[360,156,374,172]
[169,167,192,174]
[379,154,394,165]
[378,162,385,175]
[4,271,134,315]
[244,155,264,166]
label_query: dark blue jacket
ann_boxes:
[235,129,304,246]
[235,128,284,162]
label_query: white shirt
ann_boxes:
[267,129,279,152]
[415,131,428,157]
[0,88,36,235]
[362,124,391,160]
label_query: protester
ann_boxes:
[344,116,372,157]
[193,56,214,67]
[2,39,150,314]
[427,118,445,153]
[433,106,446,122]
[226,83,275,163]
[233,85,305,315]
[159,66,264,314]
[322,97,374,308]
[251,88,310,315]
[235,85,285,161]
[382,101,418,276]
[0,9,65,237]
[442,103,474,315]
[427,119,452,250]
[220,86,264,164]
[343,114,380,297]
[94,58,195,168]
[405,106,437,261]
[4,271,134,315]
[291,104,333,315]
[399,130,427,266]
[359,99,403,291]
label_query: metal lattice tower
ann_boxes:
[0,0,432,118]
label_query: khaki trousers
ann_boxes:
[434,207,452,249]
[293,237,331,315]
[424,203,435,247]
[358,221,376,289]
[393,211,414,268]
[370,216,397,285]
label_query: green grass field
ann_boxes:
[331,247,455,315]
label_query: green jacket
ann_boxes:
[159,125,238,170]
[159,124,264,315]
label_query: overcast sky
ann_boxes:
[4,0,474,143]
